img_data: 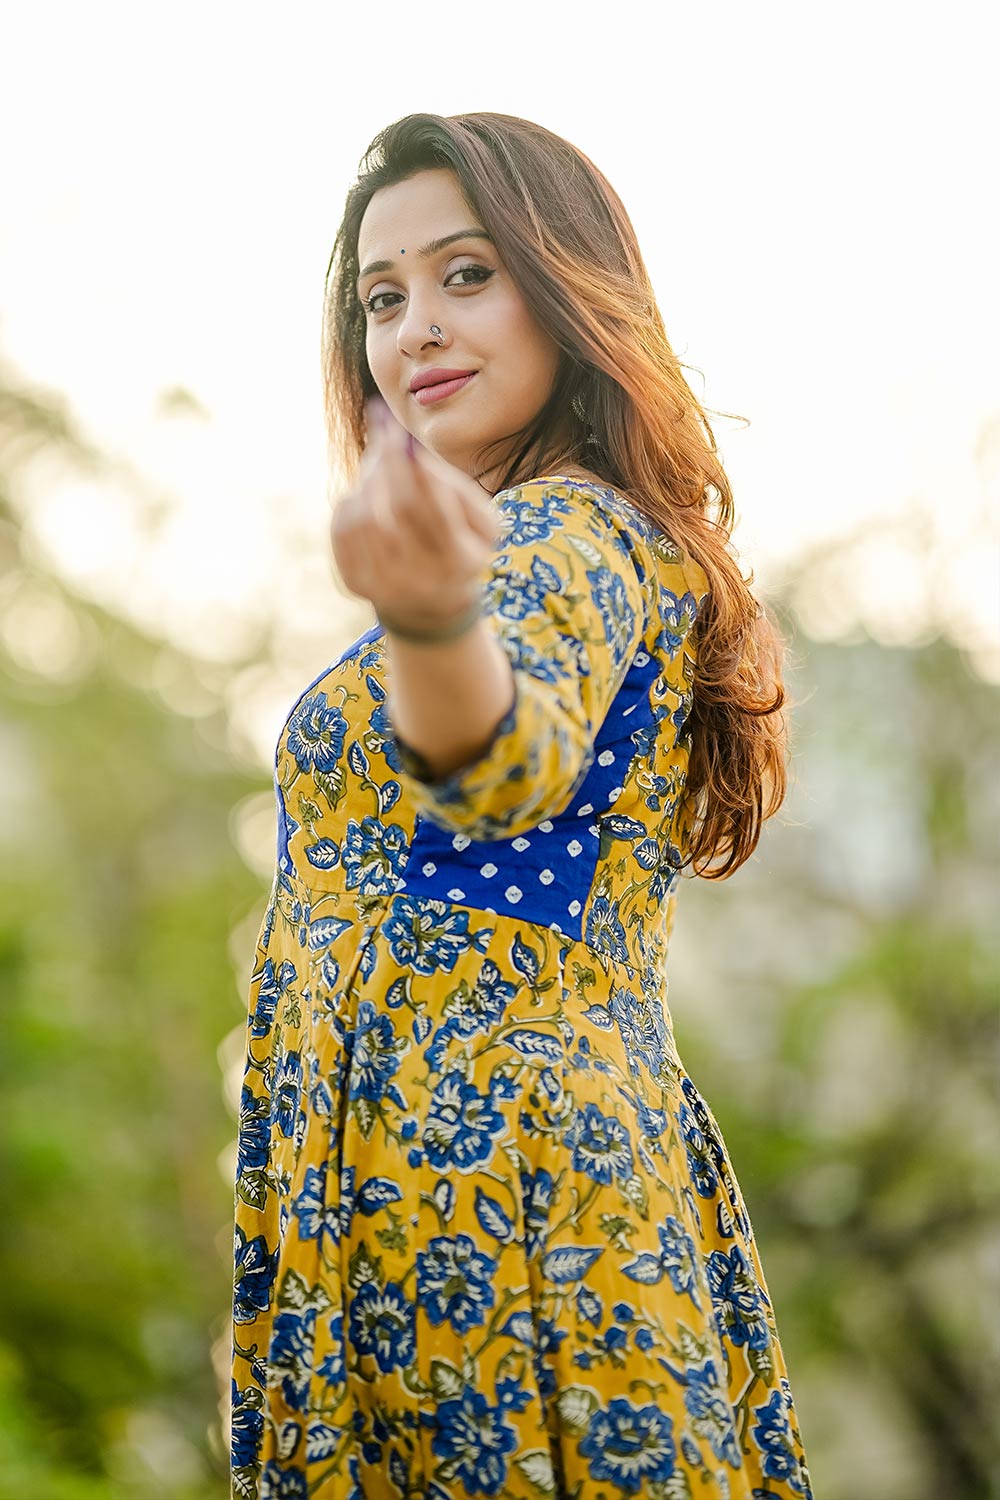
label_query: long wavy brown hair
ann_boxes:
[321,112,788,880]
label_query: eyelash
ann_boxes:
[362,264,495,316]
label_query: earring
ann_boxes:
[571,391,599,447]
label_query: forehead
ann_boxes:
[357,168,471,259]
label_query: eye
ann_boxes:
[362,263,495,316]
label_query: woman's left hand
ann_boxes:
[330,395,501,630]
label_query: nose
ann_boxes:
[395,293,449,356]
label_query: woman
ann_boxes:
[231,111,814,1500]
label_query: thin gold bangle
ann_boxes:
[377,596,483,644]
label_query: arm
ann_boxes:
[384,478,650,841]
[383,616,516,780]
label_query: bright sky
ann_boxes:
[2,0,998,759]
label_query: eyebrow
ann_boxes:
[356,228,494,288]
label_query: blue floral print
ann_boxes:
[231,476,813,1499]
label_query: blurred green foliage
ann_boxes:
[1,373,997,1498]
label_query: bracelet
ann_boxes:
[377,595,483,644]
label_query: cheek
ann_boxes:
[503,322,560,402]
[365,340,395,405]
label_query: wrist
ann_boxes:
[377,593,483,645]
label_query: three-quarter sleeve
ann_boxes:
[388,478,650,841]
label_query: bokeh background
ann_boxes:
[2,3,998,1497]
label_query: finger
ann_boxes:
[362,426,445,553]
[360,403,422,544]
[410,449,498,554]
[393,458,448,554]
[369,482,407,568]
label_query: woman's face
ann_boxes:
[356,167,563,491]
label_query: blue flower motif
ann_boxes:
[587,565,638,672]
[607,983,670,1079]
[578,1398,677,1491]
[450,959,517,1038]
[752,1378,812,1495]
[237,1086,269,1176]
[230,1379,263,1469]
[233,1225,279,1324]
[429,1386,518,1496]
[417,1234,498,1332]
[285,691,347,774]
[495,1376,532,1412]
[564,1101,634,1185]
[657,589,698,658]
[684,1358,741,1466]
[584,894,630,964]
[520,1165,554,1260]
[272,1050,304,1139]
[707,1243,771,1351]
[494,567,551,621]
[503,634,567,683]
[384,894,491,976]
[342,815,409,894]
[291,1163,339,1249]
[657,1216,702,1305]
[269,1308,316,1413]
[623,1214,703,1308]
[347,1000,407,1105]
[316,1309,345,1385]
[647,843,682,903]
[260,1460,308,1498]
[498,488,574,547]
[350,1280,416,1373]
[251,957,296,1038]
[678,1100,721,1197]
[423,1072,506,1173]
[532,1317,568,1398]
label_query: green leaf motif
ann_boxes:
[277,1268,332,1315]
[599,1213,636,1245]
[749,1342,775,1382]
[314,766,346,811]
[375,1224,409,1253]
[555,1385,600,1433]
[347,1242,383,1292]
[236,1169,268,1211]
[429,1358,465,1400]
[621,1173,649,1216]
[353,1095,377,1140]
[514,1449,557,1495]
[677,1329,710,1368]
[402,1361,430,1398]
[232,1467,258,1500]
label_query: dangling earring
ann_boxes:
[571,391,599,447]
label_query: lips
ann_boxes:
[411,372,477,406]
[409,367,477,392]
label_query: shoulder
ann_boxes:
[493,473,651,566]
